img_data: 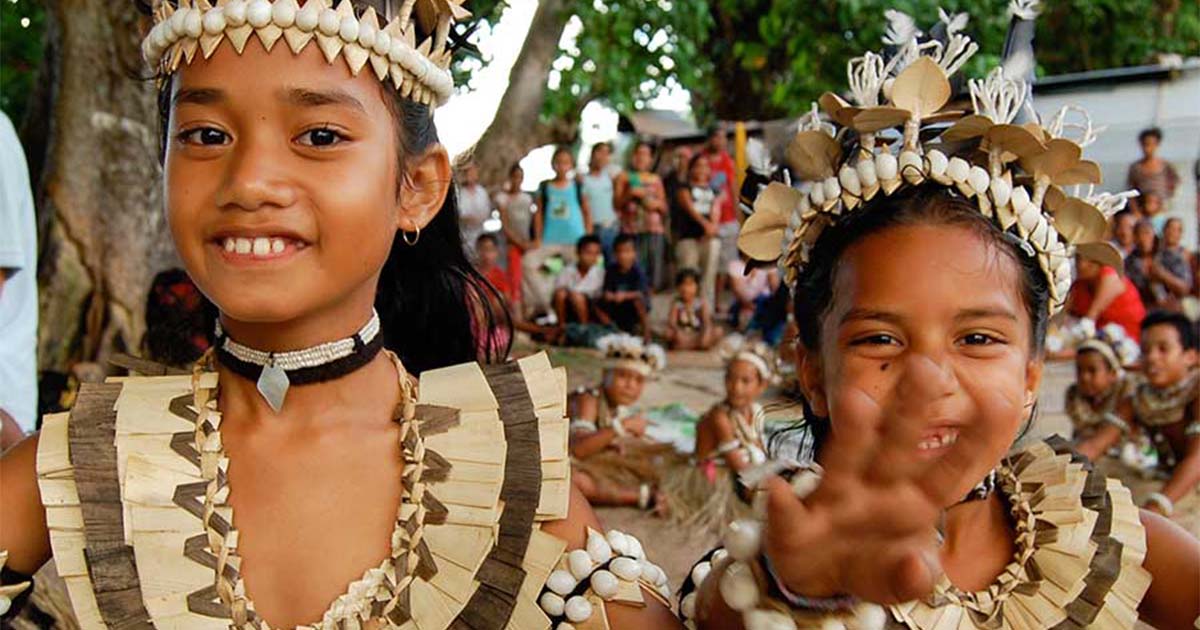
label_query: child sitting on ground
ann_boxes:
[552,234,605,328]
[1063,322,1140,462]
[597,233,651,340]
[569,333,675,514]
[476,233,561,346]
[666,268,721,350]
[666,338,774,531]
[1132,310,1200,518]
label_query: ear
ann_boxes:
[797,345,829,417]
[397,144,452,233]
[1023,357,1045,419]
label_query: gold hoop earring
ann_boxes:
[402,226,420,246]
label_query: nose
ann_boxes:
[896,351,957,409]
[214,133,297,212]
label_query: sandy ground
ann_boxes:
[13,333,1199,627]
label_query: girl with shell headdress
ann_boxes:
[1058,320,1145,463]
[0,0,680,627]
[662,336,777,534]
[569,333,680,515]
[680,4,1199,630]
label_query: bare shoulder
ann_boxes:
[570,391,600,421]
[1,433,51,573]
[1138,508,1200,628]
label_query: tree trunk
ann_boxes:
[467,0,576,184]
[35,0,178,377]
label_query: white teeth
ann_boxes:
[271,238,286,254]
[235,238,252,254]
[252,237,270,256]
[917,430,958,451]
[224,238,236,253]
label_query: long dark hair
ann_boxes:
[147,0,510,375]
[772,186,1051,460]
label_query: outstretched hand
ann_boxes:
[761,392,989,605]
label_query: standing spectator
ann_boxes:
[0,112,38,447]
[494,163,533,307]
[526,148,592,315]
[704,127,739,308]
[581,142,619,256]
[673,154,722,304]
[1110,209,1137,258]
[597,234,651,340]
[456,161,493,256]
[1127,127,1179,216]
[616,141,668,291]
[1069,257,1146,341]
[664,145,693,250]
[1126,219,1193,312]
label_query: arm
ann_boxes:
[569,394,618,459]
[1078,397,1134,461]
[534,190,546,242]
[580,190,593,235]
[666,302,681,335]
[541,485,682,629]
[1,435,52,575]
[1151,259,1191,297]
[1138,508,1200,629]
[1084,272,1125,321]
[1075,424,1122,462]
[614,173,632,209]
[1157,431,1200,505]
[710,407,751,471]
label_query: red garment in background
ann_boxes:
[707,150,737,224]
[504,249,523,305]
[483,265,511,298]
[1068,266,1146,341]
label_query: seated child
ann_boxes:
[1064,322,1140,462]
[1132,310,1200,517]
[665,339,774,531]
[552,234,605,328]
[597,233,651,339]
[666,268,721,350]
[569,333,675,514]
[475,233,562,346]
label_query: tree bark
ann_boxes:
[467,0,576,184]
[35,0,178,376]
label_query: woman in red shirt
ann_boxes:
[1068,257,1147,340]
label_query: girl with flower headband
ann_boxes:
[569,333,678,515]
[663,337,776,533]
[0,1,679,627]
[680,5,1198,629]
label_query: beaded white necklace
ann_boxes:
[214,310,382,411]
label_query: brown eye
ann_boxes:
[298,127,345,147]
[179,127,229,146]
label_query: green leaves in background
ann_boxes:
[0,0,44,124]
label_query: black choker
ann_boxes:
[213,311,384,411]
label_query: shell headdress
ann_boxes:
[1048,318,1140,371]
[718,333,778,384]
[141,0,467,106]
[596,333,667,377]
[737,2,1127,316]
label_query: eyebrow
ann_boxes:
[172,87,224,108]
[839,306,1019,326]
[954,307,1018,321]
[280,87,367,113]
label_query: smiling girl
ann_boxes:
[679,7,1199,629]
[0,1,679,627]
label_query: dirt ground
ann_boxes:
[12,340,1198,628]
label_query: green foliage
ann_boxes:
[457,0,1200,126]
[0,0,45,125]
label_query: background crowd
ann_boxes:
[459,127,788,354]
